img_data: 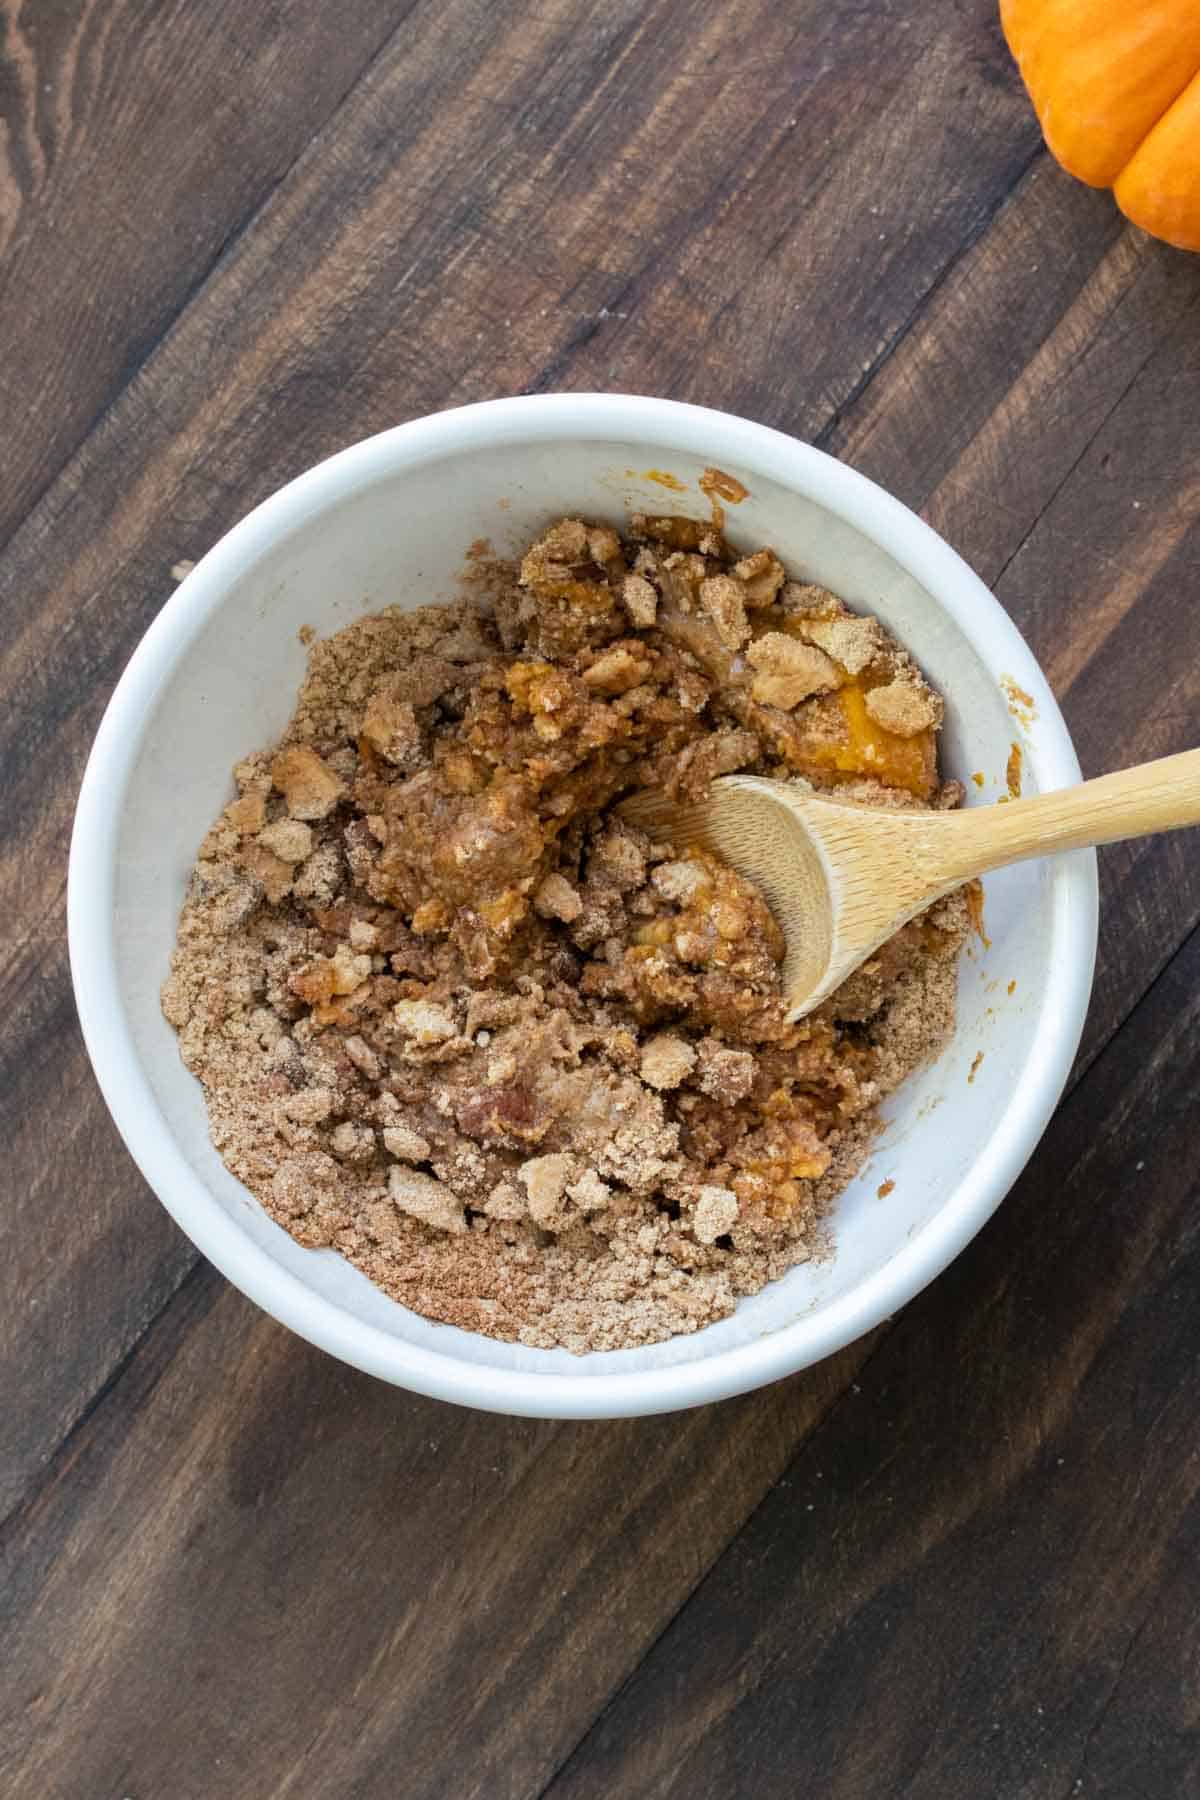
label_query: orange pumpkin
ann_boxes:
[1000,0,1200,251]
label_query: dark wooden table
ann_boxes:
[4,3,1199,1794]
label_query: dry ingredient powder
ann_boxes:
[163,509,968,1351]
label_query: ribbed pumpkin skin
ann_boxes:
[1001,0,1200,251]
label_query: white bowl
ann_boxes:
[69,395,1097,1418]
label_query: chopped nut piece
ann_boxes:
[533,873,583,922]
[621,572,659,627]
[746,633,841,710]
[329,945,372,994]
[225,792,267,834]
[697,574,750,649]
[270,1154,335,1219]
[389,1166,466,1234]
[519,1153,577,1229]
[257,818,314,864]
[589,825,647,892]
[582,644,648,694]
[239,842,294,904]
[330,1121,375,1163]
[798,612,883,675]
[233,753,272,796]
[651,860,710,904]
[587,524,622,564]
[382,1123,432,1162]
[732,549,785,606]
[640,1033,697,1091]
[283,1087,335,1124]
[696,1039,757,1102]
[344,1034,383,1079]
[485,1050,518,1085]
[293,843,342,904]
[411,898,450,934]
[270,746,346,820]
[362,690,424,765]
[670,728,758,799]
[532,518,588,563]
[566,1169,612,1213]
[779,581,840,618]
[483,1180,527,1220]
[693,1185,740,1244]
[675,667,709,712]
[393,1000,457,1044]
[205,878,260,935]
[864,678,939,737]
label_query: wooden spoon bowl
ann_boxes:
[620,749,1200,1019]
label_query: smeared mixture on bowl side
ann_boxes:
[162,508,970,1351]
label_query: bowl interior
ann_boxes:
[100,423,1084,1391]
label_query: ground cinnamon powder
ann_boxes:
[163,514,968,1352]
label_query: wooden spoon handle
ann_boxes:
[935,747,1200,882]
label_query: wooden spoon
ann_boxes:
[618,749,1200,1021]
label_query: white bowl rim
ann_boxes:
[69,393,1097,1418]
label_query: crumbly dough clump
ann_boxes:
[163,511,968,1351]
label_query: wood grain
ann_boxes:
[0,1271,877,1800]
[0,0,1040,1518]
[2,1,1199,1794]
[545,923,1200,1800]
[0,0,405,552]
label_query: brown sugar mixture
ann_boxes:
[163,509,970,1351]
